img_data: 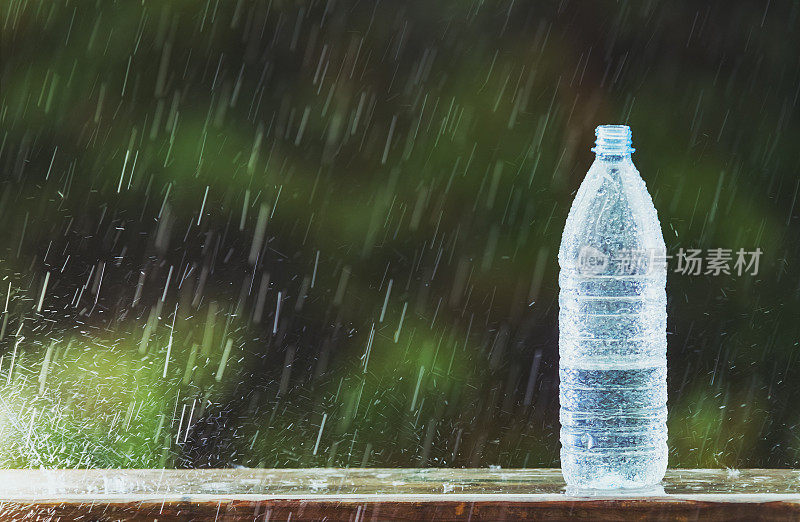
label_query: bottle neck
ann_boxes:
[594,152,632,162]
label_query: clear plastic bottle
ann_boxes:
[558,125,667,490]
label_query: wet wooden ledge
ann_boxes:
[0,468,798,520]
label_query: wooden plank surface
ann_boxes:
[0,468,798,520]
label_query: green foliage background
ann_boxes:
[1,1,799,469]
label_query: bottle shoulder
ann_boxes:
[559,159,665,270]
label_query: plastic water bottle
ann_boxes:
[558,125,667,489]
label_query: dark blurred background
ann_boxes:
[1,0,799,469]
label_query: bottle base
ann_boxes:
[560,449,667,490]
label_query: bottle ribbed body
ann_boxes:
[558,126,667,490]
